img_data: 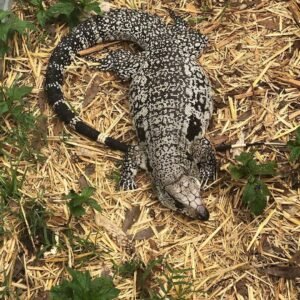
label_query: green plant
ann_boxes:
[0,273,13,299]
[0,162,26,203]
[50,268,120,300]
[113,259,141,278]
[188,17,207,25]
[287,127,300,163]
[30,0,101,28]
[20,201,55,256]
[65,187,101,225]
[29,0,48,27]
[153,262,193,300]
[115,258,195,299]
[229,152,277,215]
[108,170,121,186]
[0,85,38,159]
[63,230,99,264]
[0,10,34,57]
[0,85,32,116]
[139,258,163,292]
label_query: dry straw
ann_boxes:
[0,0,300,299]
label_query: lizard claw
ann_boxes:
[119,178,137,190]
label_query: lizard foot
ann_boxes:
[119,177,137,190]
[119,145,140,191]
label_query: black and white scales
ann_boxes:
[45,7,216,220]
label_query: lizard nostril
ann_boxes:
[198,206,209,221]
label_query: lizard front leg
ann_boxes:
[191,137,217,185]
[84,49,141,81]
[119,145,147,190]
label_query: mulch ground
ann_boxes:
[1,0,300,299]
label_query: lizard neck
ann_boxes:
[148,143,191,186]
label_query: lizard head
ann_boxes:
[164,175,209,221]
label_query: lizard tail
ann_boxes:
[45,8,167,151]
[44,11,133,152]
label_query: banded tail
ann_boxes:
[45,8,167,152]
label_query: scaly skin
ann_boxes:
[45,8,216,220]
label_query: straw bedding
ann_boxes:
[0,0,299,299]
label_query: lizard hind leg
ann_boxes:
[166,8,189,29]
[84,49,141,81]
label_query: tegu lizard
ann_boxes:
[45,7,216,221]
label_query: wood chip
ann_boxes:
[129,225,165,241]
[290,250,300,265]
[83,75,102,107]
[95,213,133,253]
[289,0,300,26]
[264,266,300,279]
[122,205,141,232]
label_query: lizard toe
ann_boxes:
[119,179,137,190]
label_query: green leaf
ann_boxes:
[83,2,101,13]
[90,276,120,300]
[0,11,34,57]
[242,179,269,215]
[229,165,247,180]
[0,102,9,116]
[30,0,43,7]
[68,202,86,217]
[0,86,32,118]
[47,1,76,18]
[251,161,277,176]
[114,259,141,278]
[235,152,254,165]
[85,199,101,212]
[289,146,300,162]
[69,196,85,206]
[229,152,254,180]
[0,83,38,159]
[295,127,300,144]
[0,41,9,56]
[287,127,300,162]
[8,18,34,35]
[50,268,120,300]
[230,151,277,181]
[0,23,11,41]
[37,10,48,27]
[31,0,101,28]
[80,186,96,198]
[65,189,80,200]
[229,151,277,215]
[6,86,32,101]
[0,10,10,21]
[66,187,99,218]
[29,0,48,26]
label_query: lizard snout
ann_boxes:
[197,205,209,221]
[164,175,210,220]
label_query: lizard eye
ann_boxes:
[189,177,199,185]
